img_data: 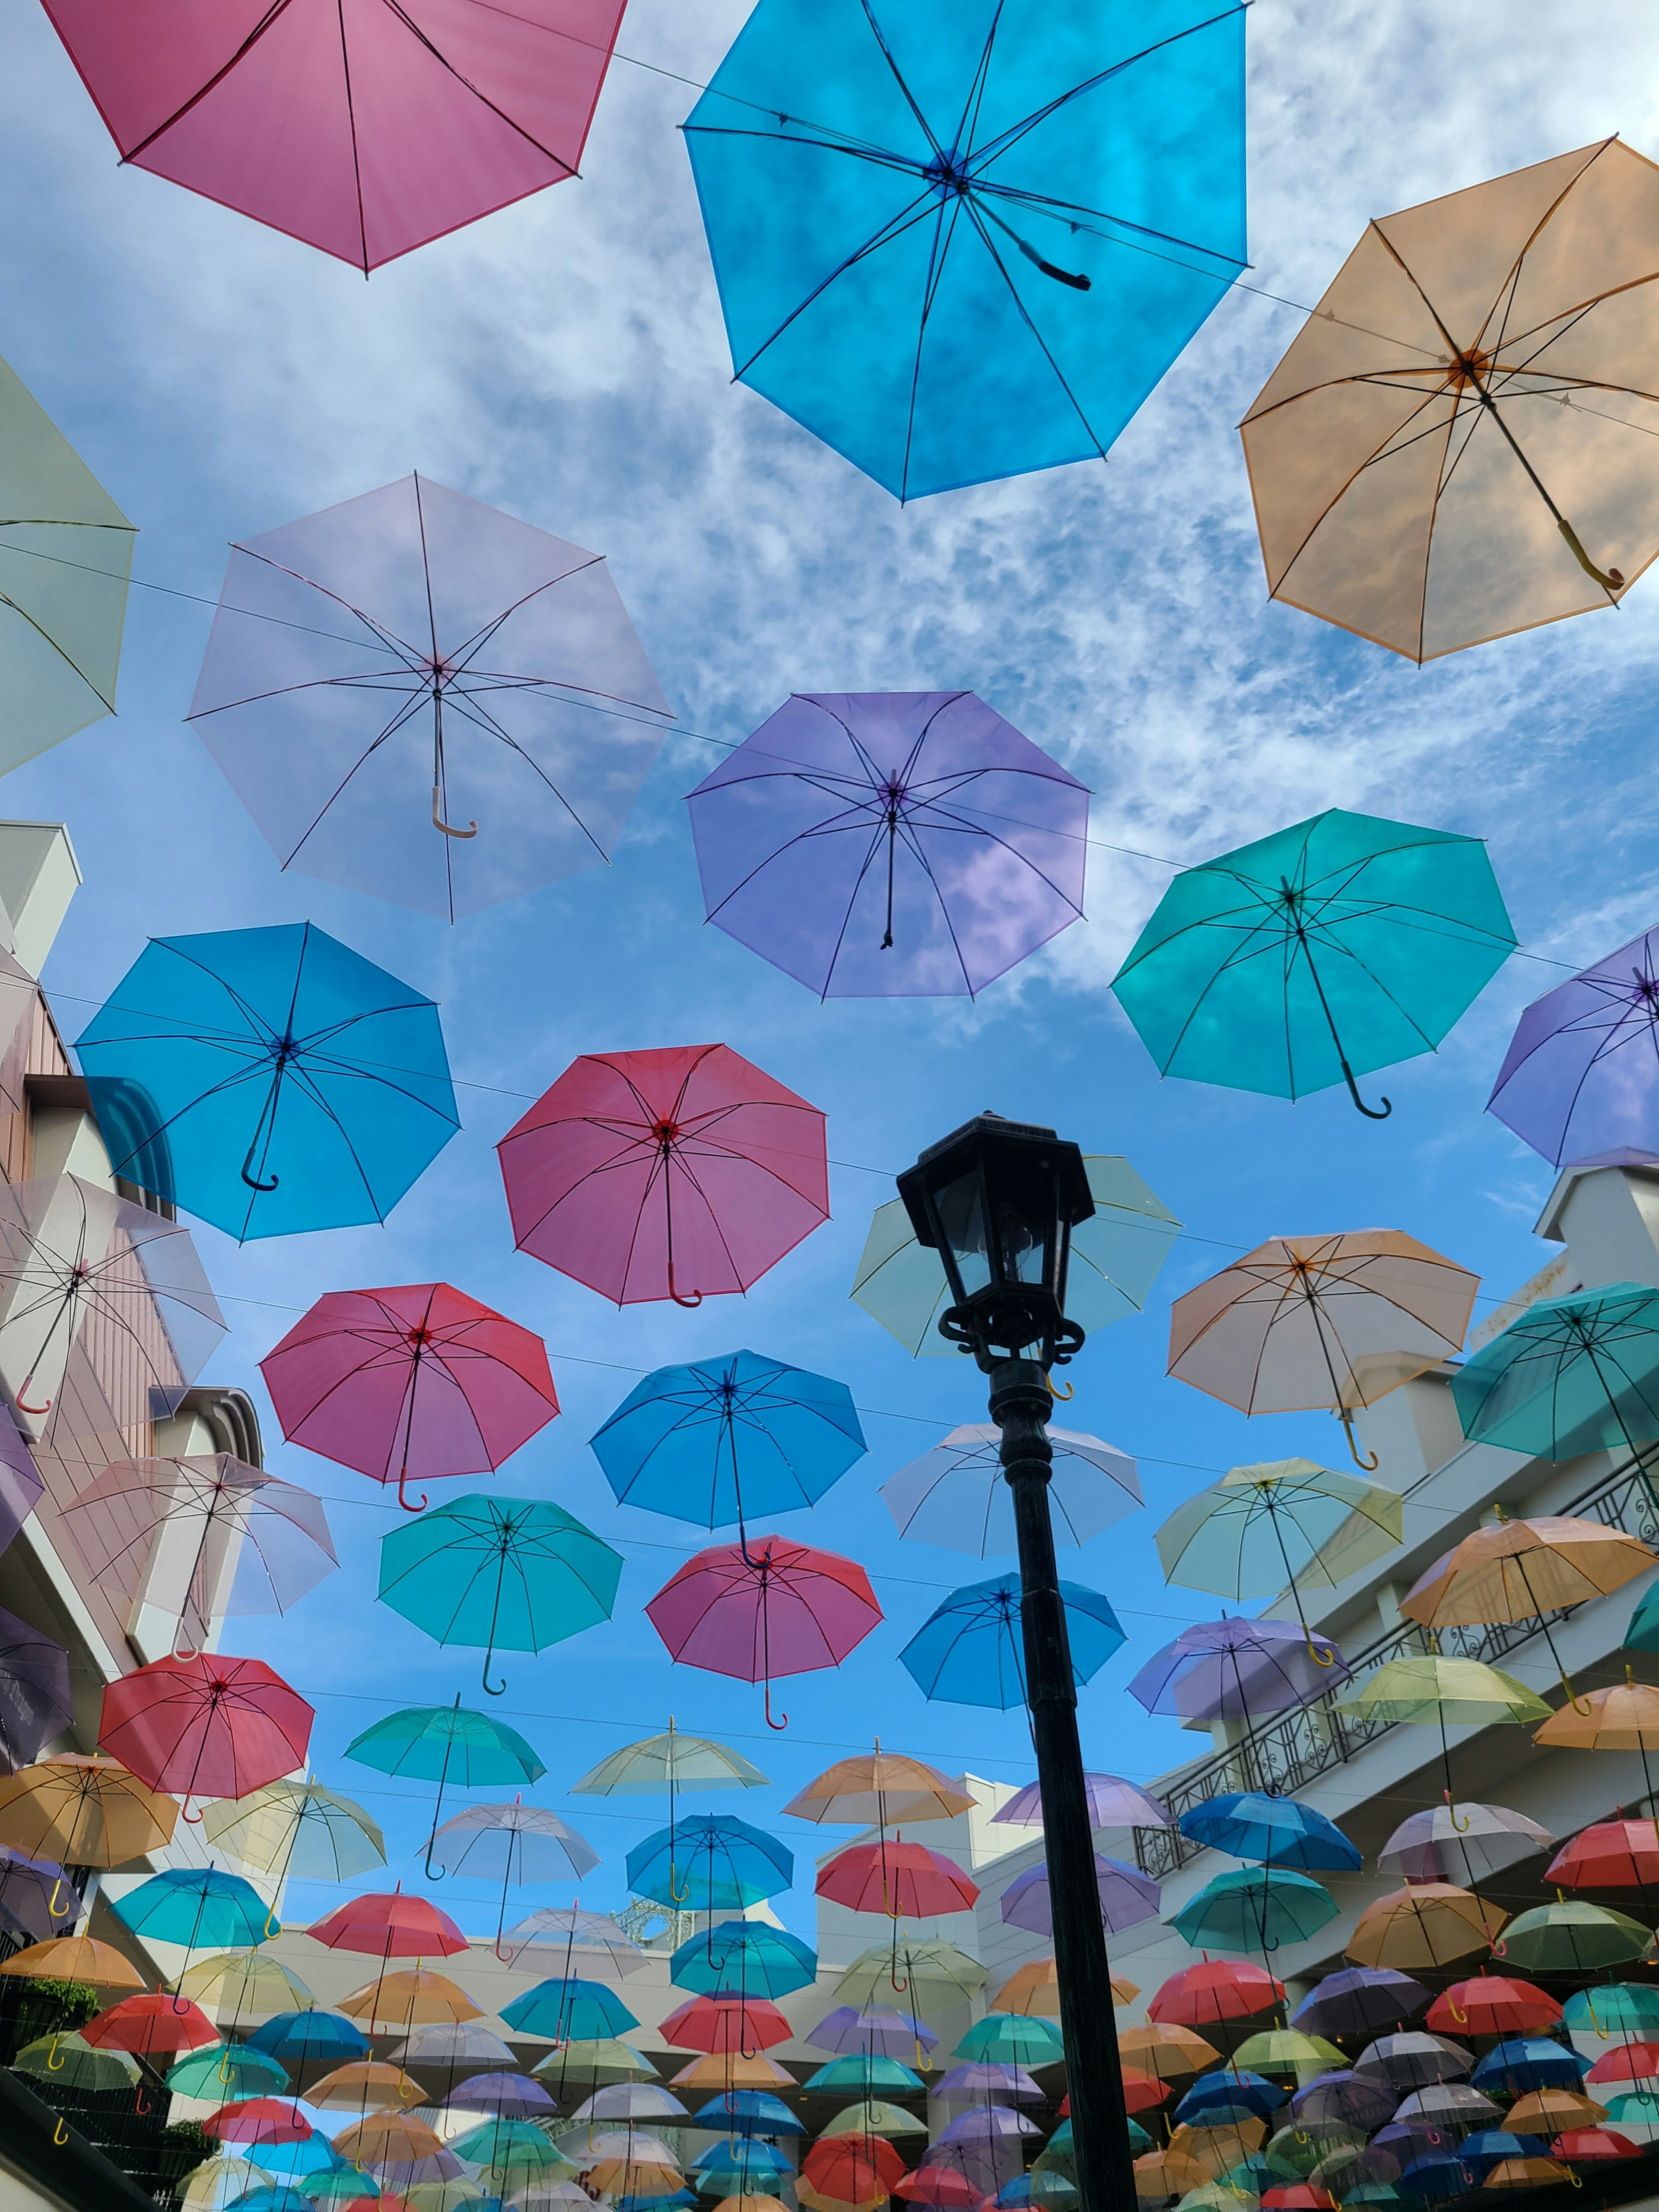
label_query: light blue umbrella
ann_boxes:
[499,1977,639,2041]
[670,1920,817,1999]
[1177,1793,1361,1872]
[77,921,459,1241]
[626,1814,793,1911]
[111,1866,276,1949]
[899,1572,1123,1708]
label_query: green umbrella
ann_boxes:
[1171,1868,1338,1955]
[344,1694,544,1880]
[1179,2188,1255,2212]
[1335,1654,1552,1813]
[953,2012,1065,2066]
[820,2101,929,2139]
[1111,808,1515,1119]
[164,2040,289,2100]
[1154,1460,1403,1640]
[13,2029,138,2093]
[378,1493,623,1695]
[836,1938,985,2008]
[1493,1900,1651,1973]
[296,2171,382,2203]
[852,1154,1179,1357]
[1231,2030,1345,2074]
[1263,2123,1367,2180]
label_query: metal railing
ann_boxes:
[1131,1448,1659,1881]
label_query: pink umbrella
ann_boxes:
[98,1653,314,1815]
[261,1283,560,1511]
[38,0,628,273]
[497,1045,829,1308]
[645,1535,881,1730]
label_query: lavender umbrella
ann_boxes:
[1293,1968,1430,2040]
[0,1845,76,1940]
[931,2064,1042,2103]
[0,1605,70,1771]
[684,691,1089,999]
[1378,1803,1554,1885]
[992,1773,1170,1831]
[0,1412,41,1556]
[1000,1852,1159,1937]
[440,2071,556,2117]
[1488,925,1659,1166]
[940,2107,1040,2142]
[808,2005,939,2061]
[1128,1617,1349,1725]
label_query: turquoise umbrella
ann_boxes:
[377,1494,623,1696]
[803,2054,925,2094]
[111,1866,276,1950]
[1171,1867,1338,1954]
[164,2040,289,2099]
[955,2014,1065,2067]
[500,1976,639,2040]
[344,1696,544,1882]
[1627,1580,1659,1653]
[1112,809,1515,1119]
[626,1814,792,1911]
[670,1920,817,1999]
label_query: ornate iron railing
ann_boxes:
[1131,1448,1659,1880]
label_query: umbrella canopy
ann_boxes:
[497,1043,828,1308]
[1509,2090,1610,2136]
[573,1723,768,1796]
[98,1652,313,1806]
[1173,1868,1339,1953]
[1131,1618,1349,1725]
[661,1994,794,2056]
[304,2059,426,2112]
[1120,2025,1222,2082]
[818,1839,979,1919]
[995,1955,1138,2012]
[673,2051,795,2091]
[1151,1961,1285,2026]
[78,925,458,1242]
[261,1283,560,1513]
[1567,1985,1659,2040]
[994,1772,1170,1830]
[682,1,1244,500]
[1552,2129,1643,2164]
[592,1350,865,1532]
[1181,2072,1287,2126]
[804,2053,925,2095]
[309,1891,467,1960]
[1488,925,1659,1166]
[1292,2076,1396,2133]
[1156,1463,1403,1618]
[1233,2031,1345,2074]
[1379,1805,1554,1886]
[692,2090,799,2133]
[899,1572,1123,1708]
[338,1967,483,2034]
[500,1974,639,2042]
[1393,2082,1501,2129]
[1470,2041,1591,2096]
[111,1866,277,1949]
[1403,1515,1655,1630]
[836,1939,985,2009]
[1292,1969,1429,2039]
[247,2011,370,2067]
[531,2035,654,2087]
[1535,1676,1659,1752]
[785,1749,973,1828]
[343,1699,545,1873]
[933,2058,1042,2100]
[81,1991,218,2055]
[1001,1852,1159,1936]
[807,2005,937,2059]
[63,1455,336,1651]
[166,2042,290,2100]
[202,1779,385,1885]
[0,1608,72,1772]
[853,1152,1179,1357]
[1494,1901,1651,1973]
[626,1814,793,1910]
[670,1921,816,2000]
[378,1493,621,1689]
[12,2030,138,2094]
[0,1934,141,1990]
[1427,1979,1560,2038]
[572,2084,688,2122]
[954,2014,1065,2067]
[1334,1656,1551,1727]
[393,2021,515,2069]
[801,2133,906,2203]
[647,1536,881,1727]
[1176,1795,1360,1872]
[1354,2035,1471,2089]
[1547,1818,1659,1890]
[1239,139,1659,664]
[1452,1282,1659,1467]
[819,2101,928,2140]
[685,692,1089,997]
[1346,1885,1506,1970]
[882,1423,1138,1556]
[0,1412,43,1556]
[504,1903,642,1979]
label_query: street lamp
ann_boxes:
[897,1112,1135,2212]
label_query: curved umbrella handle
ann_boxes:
[1338,1411,1381,1472]
[433,785,478,838]
[45,2034,64,2072]
[763,1679,788,1731]
[14,1389,50,1414]
[666,1257,702,1309]
[133,2088,151,2117]
[181,1797,203,1826]
[1559,518,1624,592]
[47,1877,67,1918]
[483,1656,508,1697]
[52,2118,67,2146]
[397,1468,428,1513]
[240,1135,279,1192]
[1046,1372,1075,1403]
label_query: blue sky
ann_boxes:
[2,0,1659,1942]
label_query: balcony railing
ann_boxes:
[1131,1449,1659,1881]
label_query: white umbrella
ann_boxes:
[881,1423,1139,1555]
[1378,1802,1554,1885]
[388,2022,517,2068]
[561,2127,679,2170]
[571,2084,690,2122]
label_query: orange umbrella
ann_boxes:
[1483,2156,1572,2190]
[1119,2024,1221,2080]
[670,2050,795,2090]
[306,2061,425,2112]
[800,2187,885,2212]
[1136,2147,1209,2198]
[0,1936,143,1990]
[1239,139,1659,665]
[1167,2120,1266,2180]
[0,1754,176,1866]
[990,1954,1138,2014]
[1536,1675,1659,1751]
[1346,1882,1506,1970]
[332,2111,448,2167]
[782,1746,973,1826]
[337,1968,481,2034]
[803,2132,907,2205]
[1508,2089,1610,2135]
[588,2156,686,2198]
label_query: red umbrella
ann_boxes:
[802,2134,908,2201]
[81,1992,216,2055]
[1586,2044,1659,2086]
[1122,2070,1171,2115]
[1149,1960,1285,2025]
[1546,1819,1659,1890]
[646,1533,880,1730]
[661,1993,793,2055]
[497,1044,829,1308]
[309,1891,468,1961]
[895,2173,979,2208]
[36,0,626,273]
[816,1840,979,1919]
[98,1653,313,1813]
[1262,2192,1336,2211]
[1427,1975,1562,2037]
[205,2098,313,2146]
[261,1282,561,1513]
[1553,2128,1643,2161]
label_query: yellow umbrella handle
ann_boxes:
[52,2119,67,2145]
[45,2034,64,2072]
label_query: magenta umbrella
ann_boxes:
[999,1852,1160,1937]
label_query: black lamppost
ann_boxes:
[897,1112,1135,2212]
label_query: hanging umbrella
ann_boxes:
[591,1350,865,1538]
[1292,1969,1428,2039]
[309,1890,468,1962]
[1345,1885,1506,1971]
[661,1994,794,2057]
[672,2050,795,2092]
[1232,2030,1345,2075]
[98,1651,313,1812]
[1553,2129,1643,2164]
[1471,2042,1592,2097]
[0,1934,141,1990]
[111,1866,278,1952]
[807,2005,937,2060]
[1292,2077,1396,2133]
[899,1572,1123,1709]
[1173,1868,1339,1955]
[450,2113,574,2187]
[626,1814,793,1911]
[804,2053,925,2096]
[1156,1462,1403,1640]
[1000,1852,1159,1936]
[671,1922,817,2001]
[166,2041,291,2101]
[532,2034,655,2087]
[1150,1962,1284,2027]
[343,1697,545,1878]
[819,2102,928,2141]
[62,1455,337,1651]
[801,2133,907,2205]
[997,1955,1138,2013]
[247,2011,369,2069]
[204,2102,314,2148]
[1426,1978,1561,2038]
[853,1153,1180,1357]
[684,692,1089,997]
[1334,1655,1551,1812]
[76,924,458,1243]
[1586,2044,1659,2088]
[994,1770,1170,1830]
[12,2028,139,2096]
[0,1607,72,1771]
[786,1748,973,1828]
[954,2016,1065,2069]
[338,1968,483,2037]
[1495,1901,1651,1973]
[646,1535,881,1729]
[261,1283,560,1513]
[1119,2025,1222,2082]
[933,2059,1044,2101]
[81,1991,218,2056]
[572,1718,766,1924]
[1379,1804,1554,1886]
[1534,1672,1659,1804]
[501,1976,640,2044]
[1130,1620,1350,1749]
[202,1778,385,1891]
[333,2112,459,2190]
[881,1422,1138,1556]
[1487,925,1659,1167]
[1509,2089,1610,2137]
[818,1839,979,1920]
[497,1043,829,1308]
[1176,1795,1361,1872]
[1566,1985,1659,2043]
[378,1493,621,1689]
[692,2089,799,2134]
[1354,2035,1472,2090]
[424,1803,599,1956]
[836,1938,985,2009]
[1180,2074,1287,2128]
[1546,1818,1659,1890]
[391,2017,512,2069]
[1167,1228,1478,1465]
[0,1412,43,1555]
[505,1904,645,1980]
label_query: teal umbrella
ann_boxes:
[451,2114,573,2181]
[164,2040,289,2099]
[954,2014,1065,2066]
[110,1866,276,1950]
[377,1494,623,1696]
[501,1976,639,2040]
[1171,1867,1338,1954]
[344,1695,544,1881]
[1627,1580,1659,1653]
[803,2054,925,2094]
[670,1920,817,1999]
[1112,809,1515,1119]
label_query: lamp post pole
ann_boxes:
[990,1356,1138,2212]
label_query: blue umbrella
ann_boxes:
[499,1976,639,2041]
[1176,2070,1286,2125]
[693,2091,803,2136]
[1398,2155,1471,2202]
[1469,2038,1590,2095]
[110,1866,275,1949]
[250,2139,342,2183]
[670,1920,817,1999]
[1458,2133,1549,2181]
[899,1573,1123,1709]
[590,1350,866,1541]
[76,922,459,1241]
[803,2054,924,2093]
[626,1814,793,1910]
[1177,1792,1362,1872]
[246,2010,369,2067]
[682,0,1246,501]
[693,2140,794,2177]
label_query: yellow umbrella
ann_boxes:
[0,1754,175,1865]
[799,2185,886,2212]
[173,1950,315,2020]
[714,2198,792,2212]
[1346,1882,1506,1970]
[0,1936,143,1990]
[13,2028,140,2093]
[1119,2025,1222,2081]
[1335,1653,1551,1812]
[307,2059,426,2112]
[1231,2030,1345,2074]
[337,1968,482,2034]
[201,1777,385,1884]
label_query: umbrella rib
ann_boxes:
[899,194,965,505]
[372,0,579,170]
[279,689,436,868]
[728,190,951,383]
[226,547,428,675]
[820,815,908,995]
[953,193,1109,458]
[890,810,976,992]
[854,0,945,163]
[431,688,614,862]
[0,588,120,713]
[439,554,611,676]
[118,0,301,160]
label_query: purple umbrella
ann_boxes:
[1293,1967,1430,2039]
[1488,925,1659,1166]
[0,1412,41,1556]
[931,2064,1042,2103]
[1128,1617,1350,1724]
[992,1773,1170,1830]
[939,2107,1039,2143]
[1378,1803,1553,1885]
[0,1604,71,1771]
[440,2070,556,2117]
[1000,1852,1159,1937]
[1291,2071,1399,2133]
[684,691,1089,999]
[1357,2034,1473,2090]
[807,2005,939,2060]
[0,1846,76,1940]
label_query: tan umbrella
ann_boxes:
[991,1954,1139,2014]
[782,1745,973,1826]
[587,2156,685,2198]
[337,1968,483,2034]
[668,2050,795,2090]
[1119,2024,1222,2080]
[1506,2089,1609,2134]
[307,2059,426,2111]
[1534,1670,1659,1801]
[1346,1882,1507,1970]
[172,1950,315,2020]
[1138,2147,1211,2199]
[1239,137,1659,664]
[332,2111,448,2167]
[1167,2120,1267,2180]
[1168,1231,1477,1466]
[0,1754,176,1866]
[0,1936,143,1990]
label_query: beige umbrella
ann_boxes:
[1168,1230,1478,1465]
[1119,2024,1221,2081]
[1240,137,1659,663]
[337,1968,483,2035]
[172,1950,315,2021]
[1346,1882,1507,1970]
[307,2059,426,2113]
[782,1745,973,1826]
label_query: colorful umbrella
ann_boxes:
[661,1994,793,2057]
[1232,2030,1344,2074]
[1494,1901,1651,1973]
[1566,1985,1659,2042]
[0,1749,175,1873]
[1000,1852,1159,1936]
[77,924,458,1242]
[81,1991,218,2056]
[0,1412,44,1554]
[626,1813,793,1910]
[592,1349,865,1536]
[247,2012,370,2069]
[1452,1285,1659,1497]
[394,2019,513,2071]
[498,1043,828,1307]
[310,1891,468,1962]
[801,2133,906,2204]
[1130,1618,1349,1733]
[786,1748,973,1828]
[1115,810,1515,1119]
[994,1771,1170,1829]
[1291,2077,1395,2133]
[1291,1969,1428,2039]
[0,1606,72,1771]
[693,2090,800,2135]
[835,1940,984,2012]
[954,2015,1065,2068]
[166,2041,292,2101]
[429,1806,599,1955]
[683,0,1244,499]
[533,2034,656,2091]
[111,1866,277,1951]
[62,1453,337,1651]
[1534,1673,1659,1802]
[202,1778,385,1889]
[1176,1795,1360,1872]
[206,2104,315,2149]
[1508,2090,1610,2136]
[804,2053,924,2096]
[1379,1804,1554,1887]
[1239,140,1659,664]
[1119,2025,1222,2082]
[646,1535,881,1729]
[332,2112,458,2189]
[853,1153,1179,1357]
[684,691,1088,996]
[99,1652,313,1811]
[818,1839,979,1920]
[13,2030,139,2095]
[671,1921,817,2000]
[505,1904,645,1980]
[343,1697,545,1878]
[881,1422,1138,1556]
[1150,1961,1284,2027]
[1156,1462,1403,1637]
[673,2051,795,2092]
[1552,2129,1643,2164]
[261,1282,560,1513]
[1487,924,1659,1167]
[1173,1868,1338,1955]
[1345,1885,1506,1971]
[1334,1656,1550,1811]
[807,2005,937,2061]
[1427,1978,1560,2038]
[0,1934,141,1990]
[1546,1818,1659,1890]
[818,2101,928,2141]
[1470,2041,1591,2096]
[899,1571,1123,1708]
[995,1955,1138,2012]
[337,1967,483,2036]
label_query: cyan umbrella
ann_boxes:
[670,1920,817,1999]
[111,1866,276,1950]
[343,1696,545,1878]
[164,2040,289,2100]
[1172,1868,1338,1955]
[682,0,1246,500]
[1176,1793,1362,1872]
[500,1977,639,2041]
[246,2010,369,2068]
[377,1494,622,1694]
[1627,1580,1659,1652]
[954,2014,1065,2067]
[803,2054,925,2094]
[590,1349,865,1540]
[1112,808,1515,1118]
[626,1814,793,1911]
[1451,1282,1659,1484]
[1563,1985,1659,2037]
[1469,2039,1590,2096]
[693,2091,802,2136]
[899,1572,1124,1709]
[693,2139,794,2184]
[451,2115,572,2180]
[76,921,459,1241]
